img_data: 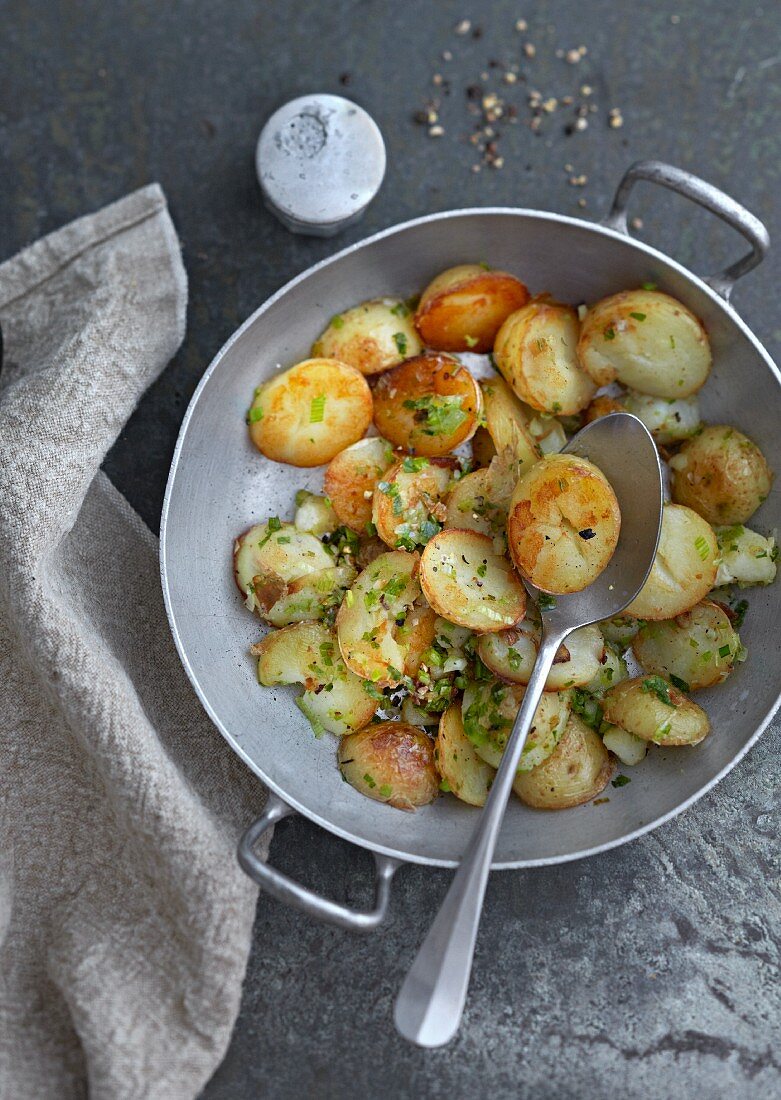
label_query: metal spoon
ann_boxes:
[394,412,664,1047]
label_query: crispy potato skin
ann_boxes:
[494,299,596,415]
[373,457,456,549]
[602,675,710,746]
[670,425,773,525]
[249,358,373,467]
[631,600,741,690]
[507,453,621,593]
[435,704,495,806]
[512,714,613,809]
[311,298,423,376]
[625,504,718,620]
[415,265,530,353]
[338,722,439,810]
[324,437,394,531]
[577,289,711,397]
[371,353,482,456]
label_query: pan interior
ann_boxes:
[161,210,781,868]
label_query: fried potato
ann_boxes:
[336,550,421,685]
[601,724,648,765]
[670,425,773,525]
[444,467,506,540]
[623,391,701,445]
[372,353,481,456]
[507,453,621,593]
[480,376,541,473]
[397,601,438,677]
[419,528,527,632]
[625,504,718,620]
[478,621,604,691]
[338,722,439,810]
[584,394,626,424]
[462,679,571,771]
[414,264,530,353]
[311,298,423,376]
[293,491,337,536]
[493,298,596,415]
[373,456,455,549]
[632,600,743,691]
[253,622,376,735]
[435,704,495,806]
[248,358,373,467]
[512,714,613,809]
[602,675,710,746]
[577,289,711,398]
[323,436,395,532]
[715,524,778,588]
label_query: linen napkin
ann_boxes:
[0,185,267,1099]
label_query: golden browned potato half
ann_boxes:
[577,289,711,397]
[372,353,481,456]
[512,714,613,809]
[670,425,773,525]
[602,675,710,746]
[373,456,455,549]
[631,600,742,691]
[419,528,527,632]
[493,298,596,416]
[311,298,423,376]
[414,264,530,353]
[435,704,495,807]
[248,358,373,467]
[625,503,718,620]
[507,453,621,593]
[324,436,395,531]
[338,722,440,810]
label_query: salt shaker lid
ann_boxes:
[256,94,386,237]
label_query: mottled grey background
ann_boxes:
[2,1,780,1097]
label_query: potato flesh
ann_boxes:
[338,722,440,810]
[444,467,506,541]
[599,615,641,647]
[373,458,454,549]
[480,376,541,474]
[419,528,527,632]
[528,416,568,455]
[625,504,718,620]
[623,390,701,445]
[294,492,337,536]
[602,724,648,766]
[435,704,495,806]
[513,714,613,809]
[336,550,421,685]
[264,563,356,628]
[670,425,773,526]
[372,354,482,456]
[602,675,710,746]
[248,358,373,467]
[234,521,334,619]
[715,524,777,588]
[311,298,423,376]
[254,622,376,735]
[397,602,438,677]
[577,289,711,398]
[494,299,596,415]
[462,680,571,771]
[507,453,621,594]
[584,642,629,694]
[632,600,742,690]
[478,621,604,691]
[323,436,394,532]
[415,265,530,353]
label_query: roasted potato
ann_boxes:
[311,298,423,376]
[293,491,338,537]
[336,550,421,685]
[373,456,455,549]
[371,354,481,456]
[715,524,778,588]
[601,724,648,765]
[632,600,743,691]
[507,453,621,593]
[419,528,527,632]
[584,394,626,424]
[577,289,711,398]
[599,615,642,648]
[397,601,438,677]
[435,704,496,806]
[248,358,373,467]
[462,679,571,771]
[512,714,613,809]
[444,467,506,540]
[478,621,604,691]
[253,622,376,735]
[623,391,701,445]
[584,642,629,694]
[602,675,710,746]
[480,376,541,474]
[414,264,530,353]
[338,722,439,810]
[625,504,718,620]
[493,298,596,416]
[670,425,773,525]
[324,436,395,532]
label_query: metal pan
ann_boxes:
[160,161,780,930]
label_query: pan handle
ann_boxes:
[603,159,770,301]
[238,792,401,931]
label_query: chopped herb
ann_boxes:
[276,535,291,544]
[477,560,488,578]
[641,281,657,291]
[694,535,710,560]
[390,301,410,318]
[247,405,264,423]
[479,261,491,270]
[387,664,402,681]
[537,594,557,611]
[363,772,376,788]
[629,311,647,322]
[402,394,468,437]
[551,402,562,414]
[294,489,309,507]
[718,644,731,658]
[319,642,334,667]
[669,674,690,693]
[365,520,377,537]
[402,456,429,473]
[732,599,749,629]
[571,688,603,731]
[295,697,325,738]
[257,516,282,550]
[464,334,479,348]
[393,332,408,356]
[641,676,677,707]
[309,394,327,423]
[669,335,676,349]
[578,528,596,540]
[439,778,452,792]
[378,784,393,797]
[364,589,380,611]
[603,326,616,341]
[344,589,355,607]
[611,775,631,788]
[362,680,385,702]
[330,314,345,329]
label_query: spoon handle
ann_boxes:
[394,628,566,1048]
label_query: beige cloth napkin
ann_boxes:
[0,186,266,1099]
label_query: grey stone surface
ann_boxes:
[2,1,780,1096]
